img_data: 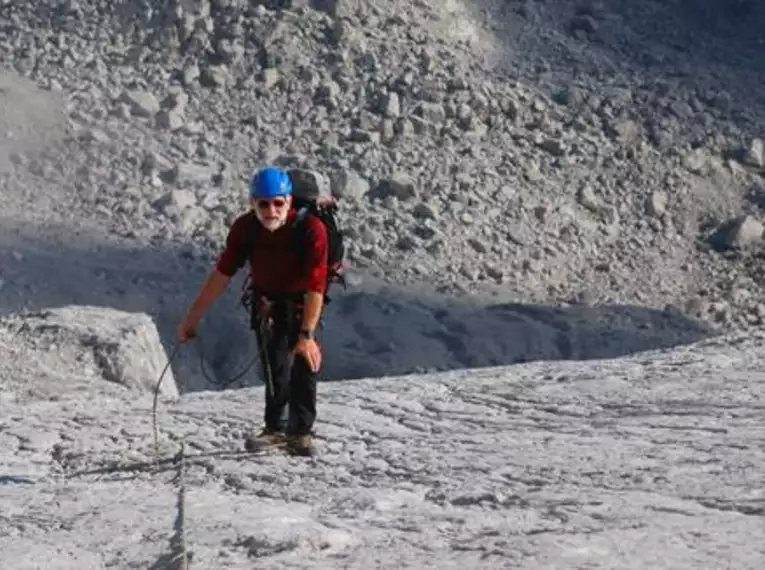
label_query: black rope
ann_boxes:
[194,332,260,390]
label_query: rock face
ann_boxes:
[1,6,764,567]
[1,330,763,568]
[0,306,179,400]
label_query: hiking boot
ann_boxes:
[244,427,285,452]
[285,432,316,457]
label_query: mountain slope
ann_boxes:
[1,0,765,332]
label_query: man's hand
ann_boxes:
[294,291,323,373]
[294,336,321,372]
[177,313,200,344]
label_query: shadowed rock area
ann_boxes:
[0,217,716,393]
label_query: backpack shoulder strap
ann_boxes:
[242,211,261,257]
[290,206,315,256]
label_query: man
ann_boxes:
[177,166,328,456]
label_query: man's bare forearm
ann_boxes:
[186,269,232,320]
[301,291,324,332]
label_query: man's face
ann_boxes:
[252,194,291,232]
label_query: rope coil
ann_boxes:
[152,320,274,467]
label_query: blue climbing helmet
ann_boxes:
[249,166,293,199]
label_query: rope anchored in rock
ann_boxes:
[148,323,273,570]
[171,439,191,570]
[149,439,192,570]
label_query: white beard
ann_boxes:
[255,207,288,232]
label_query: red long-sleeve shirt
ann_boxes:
[216,209,328,297]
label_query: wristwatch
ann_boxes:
[299,329,315,340]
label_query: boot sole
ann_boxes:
[243,435,317,457]
[243,437,288,453]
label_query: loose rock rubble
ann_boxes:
[1,0,765,332]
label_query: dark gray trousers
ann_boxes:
[253,298,318,435]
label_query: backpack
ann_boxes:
[240,168,347,307]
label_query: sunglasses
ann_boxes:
[254,198,288,210]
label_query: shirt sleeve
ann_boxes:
[303,215,329,295]
[215,214,250,277]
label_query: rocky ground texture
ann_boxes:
[2,318,764,569]
[2,0,765,330]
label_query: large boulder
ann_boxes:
[0,305,179,400]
